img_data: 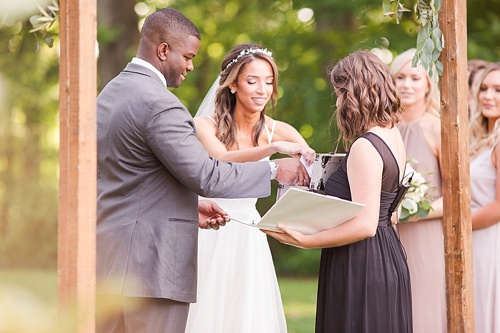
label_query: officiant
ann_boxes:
[264,50,413,333]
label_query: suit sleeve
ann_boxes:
[145,102,271,199]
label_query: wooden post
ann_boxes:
[439,0,475,332]
[58,0,97,332]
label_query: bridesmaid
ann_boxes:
[469,62,500,333]
[390,49,447,333]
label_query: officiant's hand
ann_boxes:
[274,158,310,186]
[198,200,230,230]
[263,224,310,249]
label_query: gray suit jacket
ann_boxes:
[96,63,271,303]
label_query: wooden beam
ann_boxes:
[439,0,475,332]
[58,0,97,332]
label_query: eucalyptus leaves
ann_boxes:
[29,0,59,50]
[383,0,444,78]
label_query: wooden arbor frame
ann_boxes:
[57,0,474,332]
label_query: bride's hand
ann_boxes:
[272,142,315,165]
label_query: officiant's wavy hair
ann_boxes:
[329,50,403,146]
[214,43,278,149]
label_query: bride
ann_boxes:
[185,43,315,333]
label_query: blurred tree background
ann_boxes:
[0,0,498,275]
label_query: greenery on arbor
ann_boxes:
[0,0,498,274]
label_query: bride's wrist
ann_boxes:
[270,142,279,154]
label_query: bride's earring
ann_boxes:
[230,88,236,94]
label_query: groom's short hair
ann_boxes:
[141,8,201,45]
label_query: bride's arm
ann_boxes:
[272,120,315,163]
[194,116,315,163]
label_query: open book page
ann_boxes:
[300,155,313,177]
[233,188,364,235]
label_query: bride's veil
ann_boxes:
[195,75,221,118]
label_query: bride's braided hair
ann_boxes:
[214,43,278,148]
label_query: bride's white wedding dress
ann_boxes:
[186,120,287,333]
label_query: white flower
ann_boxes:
[402,198,418,214]
[399,161,434,222]
[405,190,422,203]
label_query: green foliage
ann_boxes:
[382,0,411,24]
[279,277,318,332]
[0,21,59,268]
[414,0,443,77]
[466,0,500,61]
[382,0,443,77]
[0,0,497,274]
[272,242,322,277]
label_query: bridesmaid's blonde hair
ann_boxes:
[390,48,441,118]
[469,63,500,154]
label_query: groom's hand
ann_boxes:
[198,200,230,230]
[273,158,310,186]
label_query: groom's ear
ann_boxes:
[157,42,169,61]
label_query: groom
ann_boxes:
[96,7,309,333]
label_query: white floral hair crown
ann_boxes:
[224,48,273,71]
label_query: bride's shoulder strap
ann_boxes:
[264,118,277,144]
[206,115,217,125]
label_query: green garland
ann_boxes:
[29,0,444,78]
[383,0,444,77]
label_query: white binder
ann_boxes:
[233,187,365,235]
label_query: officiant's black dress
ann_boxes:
[316,132,412,333]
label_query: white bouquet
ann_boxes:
[399,163,433,223]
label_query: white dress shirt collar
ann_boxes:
[131,57,167,87]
